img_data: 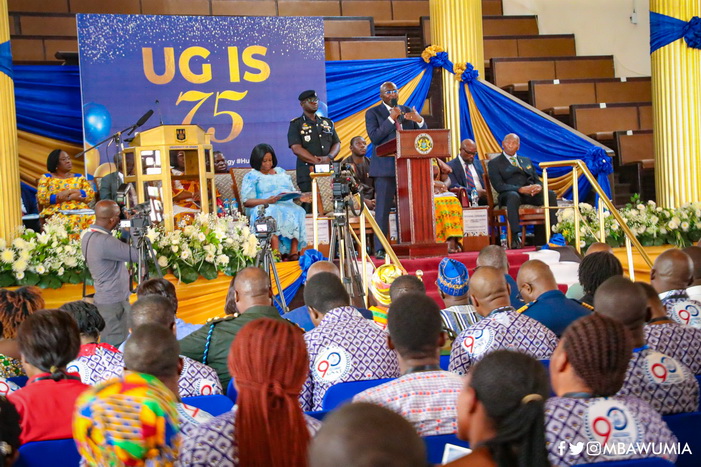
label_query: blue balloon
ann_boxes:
[316,101,328,118]
[83,102,112,145]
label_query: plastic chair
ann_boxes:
[423,434,470,465]
[304,410,328,421]
[14,439,81,467]
[7,375,28,387]
[181,394,234,416]
[579,459,674,466]
[226,378,237,404]
[696,375,701,410]
[662,411,701,467]
[321,378,395,410]
[439,354,450,371]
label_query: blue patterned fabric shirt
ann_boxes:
[545,395,678,466]
[179,356,223,398]
[616,347,699,415]
[645,322,701,375]
[67,343,124,386]
[659,289,701,329]
[300,306,400,411]
[177,402,214,438]
[449,306,558,375]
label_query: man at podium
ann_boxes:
[366,82,427,259]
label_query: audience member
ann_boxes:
[180,267,286,387]
[437,258,480,336]
[310,402,426,467]
[639,281,701,375]
[124,324,213,436]
[0,287,44,378]
[9,309,88,444]
[60,300,124,385]
[545,313,678,465]
[73,370,180,466]
[130,295,222,397]
[0,378,20,397]
[300,272,400,411]
[565,242,613,300]
[577,251,623,308]
[180,318,318,467]
[368,263,404,328]
[136,278,202,339]
[516,260,590,336]
[449,267,557,375]
[685,246,701,302]
[0,396,20,466]
[651,248,701,328]
[342,136,375,209]
[354,293,463,435]
[475,245,525,308]
[595,276,699,414]
[447,350,550,467]
[389,274,426,302]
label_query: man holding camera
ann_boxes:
[288,90,341,213]
[366,82,427,259]
[81,200,139,347]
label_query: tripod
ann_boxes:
[328,197,365,302]
[255,233,288,312]
[129,230,162,291]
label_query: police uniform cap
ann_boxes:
[298,90,317,101]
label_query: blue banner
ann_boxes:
[76,14,327,169]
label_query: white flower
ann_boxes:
[146,228,159,243]
[15,271,24,280]
[158,256,169,267]
[0,238,5,250]
[637,204,645,210]
[205,253,215,263]
[656,207,663,212]
[217,254,229,265]
[12,259,27,272]
[180,250,190,260]
[668,218,680,230]
[648,200,656,206]
[681,222,690,231]
[1,250,14,263]
[12,238,28,250]
[696,222,701,230]
[225,238,234,245]
[183,225,196,237]
[171,245,179,253]
[660,227,667,235]
[18,250,30,262]
[611,223,619,231]
[35,265,46,274]
[64,256,78,268]
[695,209,701,218]
[579,240,586,248]
[197,232,206,242]
[57,267,65,276]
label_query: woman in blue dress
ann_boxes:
[241,144,308,260]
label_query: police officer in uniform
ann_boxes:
[288,90,341,212]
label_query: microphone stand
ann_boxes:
[74,114,150,159]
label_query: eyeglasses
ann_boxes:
[516,283,529,302]
[461,150,477,155]
[383,90,399,95]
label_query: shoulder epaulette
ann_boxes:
[283,318,306,333]
[516,300,536,314]
[290,116,302,122]
[577,301,594,311]
[206,313,239,324]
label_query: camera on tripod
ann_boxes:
[331,161,360,200]
[254,205,277,239]
[126,202,152,240]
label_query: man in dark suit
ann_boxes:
[366,81,427,259]
[447,138,487,205]
[99,154,124,202]
[487,133,556,248]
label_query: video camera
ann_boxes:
[126,202,152,240]
[331,161,360,200]
[253,205,277,239]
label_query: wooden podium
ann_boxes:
[377,129,451,257]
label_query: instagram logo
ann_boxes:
[587,442,602,456]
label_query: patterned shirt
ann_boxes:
[179,356,223,398]
[449,306,558,375]
[300,306,400,411]
[67,343,124,386]
[0,377,20,396]
[0,354,23,378]
[659,289,701,328]
[440,305,480,337]
[179,407,321,467]
[353,370,464,436]
[177,402,214,438]
[645,322,701,375]
[617,347,699,415]
[545,395,678,466]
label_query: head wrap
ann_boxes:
[46,149,62,173]
[73,371,180,467]
[437,257,469,296]
[370,264,404,306]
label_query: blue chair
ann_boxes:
[7,376,28,387]
[226,378,237,404]
[439,354,450,371]
[696,375,701,409]
[14,439,81,467]
[321,378,395,410]
[181,394,234,416]
[304,410,328,421]
[579,459,674,466]
[539,359,550,371]
[423,434,470,465]
[662,411,701,467]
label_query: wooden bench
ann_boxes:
[491,56,615,93]
[529,77,651,115]
[325,36,407,60]
[484,34,576,69]
[323,16,375,37]
[483,15,539,36]
[614,129,654,198]
[571,102,653,142]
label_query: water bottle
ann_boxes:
[223,198,231,216]
[500,229,508,249]
[470,188,478,207]
[230,198,239,216]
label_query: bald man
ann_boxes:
[448,266,557,375]
[447,138,487,205]
[650,248,701,328]
[683,246,701,303]
[517,260,589,336]
[475,245,525,308]
[179,267,288,387]
[81,199,139,346]
[487,133,557,248]
[595,276,699,415]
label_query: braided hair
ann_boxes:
[561,313,633,396]
[0,287,45,339]
[0,396,21,465]
[228,318,309,467]
[469,350,550,467]
[579,252,623,297]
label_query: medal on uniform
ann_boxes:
[304,135,311,142]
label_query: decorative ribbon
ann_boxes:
[453,62,480,83]
[650,11,701,54]
[0,41,13,79]
[297,248,327,284]
[421,45,454,73]
[582,147,613,177]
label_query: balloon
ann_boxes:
[316,101,328,118]
[83,103,112,145]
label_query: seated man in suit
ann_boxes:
[366,81,427,259]
[447,138,487,205]
[487,133,556,248]
[99,153,133,202]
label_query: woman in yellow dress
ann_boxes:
[433,161,464,253]
[36,149,95,231]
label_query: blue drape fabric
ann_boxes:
[0,41,13,79]
[650,11,701,54]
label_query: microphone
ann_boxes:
[155,99,164,125]
[390,97,398,108]
[127,109,154,136]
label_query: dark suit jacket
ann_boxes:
[366,103,427,177]
[447,156,485,189]
[99,171,122,201]
[487,153,541,194]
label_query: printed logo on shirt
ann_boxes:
[672,301,701,327]
[585,399,642,459]
[313,346,351,383]
[461,329,493,356]
[643,351,688,384]
[0,379,20,397]
[198,379,217,395]
[66,360,88,383]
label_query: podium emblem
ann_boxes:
[414,133,433,155]
[176,128,187,141]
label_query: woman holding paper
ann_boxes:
[36,149,95,231]
[241,143,308,260]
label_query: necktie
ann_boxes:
[509,156,520,168]
[464,164,475,190]
[395,118,402,131]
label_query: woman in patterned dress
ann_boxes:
[36,149,95,231]
[0,287,44,378]
[433,162,464,253]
